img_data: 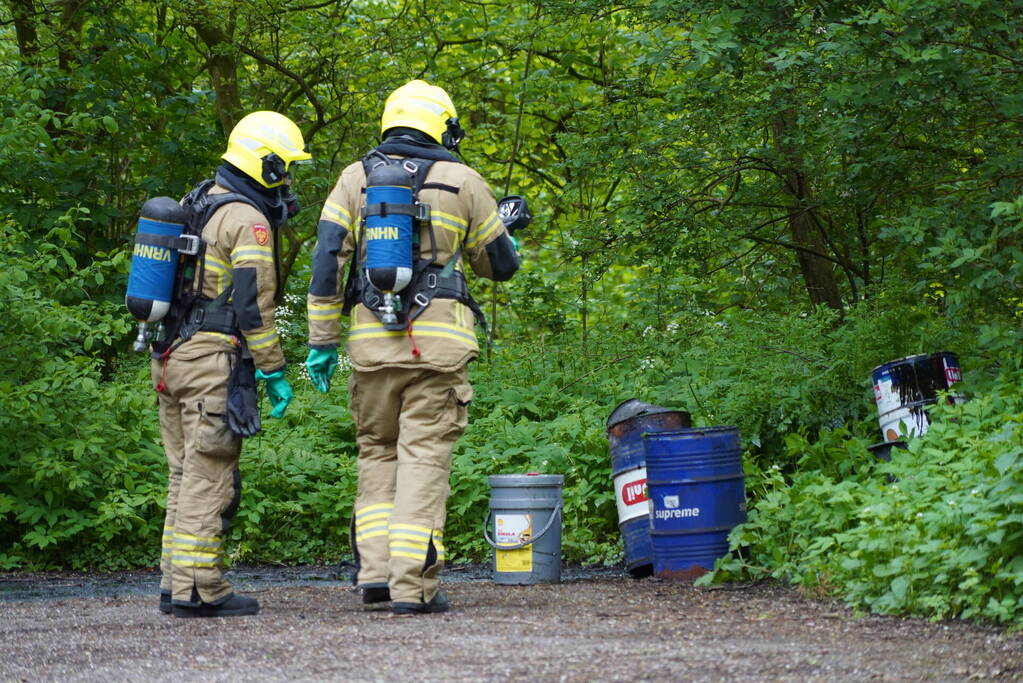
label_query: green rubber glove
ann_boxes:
[305,347,339,393]
[255,369,293,418]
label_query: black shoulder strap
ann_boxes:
[360,153,438,202]
[408,158,436,200]
[188,186,261,231]
[182,181,262,312]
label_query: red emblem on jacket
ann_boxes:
[252,224,270,245]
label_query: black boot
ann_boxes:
[392,591,449,615]
[172,591,260,618]
[360,582,391,604]
[159,590,172,615]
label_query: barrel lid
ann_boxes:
[642,426,740,439]
[606,399,682,429]
[871,351,958,375]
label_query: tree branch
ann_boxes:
[231,42,327,126]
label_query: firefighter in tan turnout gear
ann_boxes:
[305,80,523,614]
[152,111,311,618]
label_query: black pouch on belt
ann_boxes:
[226,346,261,437]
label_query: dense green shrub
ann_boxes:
[647,300,977,462]
[3,208,1021,629]
[711,361,1023,625]
[225,384,359,565]
[0,214,165,570]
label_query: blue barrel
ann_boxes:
[644,427,745,579]
[606,400,690,578]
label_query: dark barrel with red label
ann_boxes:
[606,400,690,577]
[871,352,965,442]
[644,427,745,579]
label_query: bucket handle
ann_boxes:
[483,503,563,550]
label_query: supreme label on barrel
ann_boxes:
[495,514,533,573]
[654,494,701,520]
[613,468,649,524]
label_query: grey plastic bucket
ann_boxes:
[484,474,563,585]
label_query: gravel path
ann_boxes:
[1,567,1021,681]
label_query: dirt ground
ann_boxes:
[1,565,1021,682]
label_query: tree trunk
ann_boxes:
[5,0,39,61]
[57,0,88,72]
[194,20,242,137]
[771,107,843,311]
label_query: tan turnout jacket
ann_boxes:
[167,185,285,373]
[308,157,512,372]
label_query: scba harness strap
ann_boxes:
[151,181,261,355]
[353,259,487,330]
[343,153,487,333]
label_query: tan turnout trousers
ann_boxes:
[153,350,242,605]
[349,365,472,604]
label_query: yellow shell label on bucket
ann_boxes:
[495,513,532,573]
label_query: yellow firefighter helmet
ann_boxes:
[380,80,463,148]
[222,111,312,189]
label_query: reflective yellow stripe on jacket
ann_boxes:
[203,253,232,294]
[430,210,468,239]
[231,244,274,265]
[309,301,344,323]
[349,320,477,345]
[465,211,502,249]
[322,200,353,230]
[245,328,279,351]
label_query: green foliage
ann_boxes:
[226,389,359,565]
[450,370,621,565]
[0,214,164,570]
[711,364,1023,625]
[2,0,1023,632]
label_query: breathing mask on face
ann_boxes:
[263,181,299,228]
[442,117,465,151]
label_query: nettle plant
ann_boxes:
[711,365,1023,625]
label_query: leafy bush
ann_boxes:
[226,388,359,565]
[647,299,976,462]
[711,362,1023,625]
[0,214,165,570]
[5,211,1023,632]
